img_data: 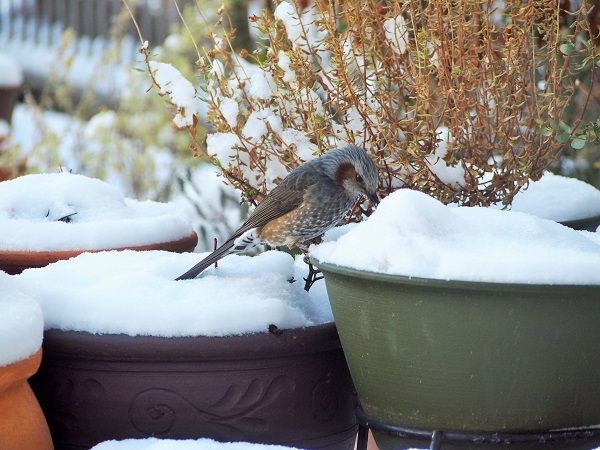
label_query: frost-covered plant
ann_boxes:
[143,0,598,208]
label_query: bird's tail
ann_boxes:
[175,229,261,280]
[175,240,235,280]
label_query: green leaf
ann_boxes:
[541,127,553,137]
[571,137,586,149]
[560,43,575,56]
[558,121,571,133]
[556,132,570,144]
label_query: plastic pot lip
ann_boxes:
[41,322,340,362]
[559,214,600,230]
[311,258,600,293]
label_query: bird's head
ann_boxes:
[323,145,380,206]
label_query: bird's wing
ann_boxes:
[175,164,325,281]
[236,163,324,234]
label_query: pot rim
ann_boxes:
[559,213,600,229]
[0,231,198,256]
[311,258,600,293]
[41,322,339,362]
[0,348,42,389]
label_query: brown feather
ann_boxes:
[335,162,356,187]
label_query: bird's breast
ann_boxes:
[257,206,306,246]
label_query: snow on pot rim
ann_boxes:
[497,172,600,223]
[0,173,195,251]
[310,189,600,285]
[14,249,333,337]
[91,437,299,450]
[0,272,43,367]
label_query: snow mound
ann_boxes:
[0,272,43,367]
[15,250,332,337]
[0,53,23,87]
[91,438,298,450]
[0,173,194,251]
[507,172,600,222]
[311,189,600,284]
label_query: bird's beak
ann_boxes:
[367,191,380,206]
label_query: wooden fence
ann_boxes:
[0,0,182,49]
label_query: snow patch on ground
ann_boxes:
[506,172,600,222]
[0,272,43,367]
[15,250,332,337]
[0,173,194,251]
[91,438,298,450]
[312,189,600,284]
[0,52,23,86]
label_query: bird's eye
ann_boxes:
[355,174,364,184]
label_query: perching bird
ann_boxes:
[176,145,379,280]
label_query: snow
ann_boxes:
[274,1,328,62]
[0,272,43,367]
[384,16,408,55]
[149,61,202,128]
[91,438,298,450]
[311,189,600,284]
[506,172,600,222]
[211,59,226,79]
[234,58,276,100]
[0,173,194,251]
[0,119,9,139]
[14,249,333,337]
[0,52,23,86]
[279,128,317,161]
[206,132,242,167]
[425,128,466,188]
[277,51,296,83]
[218,97,239,127]
[242,108,283,141]
[0,33,131,99]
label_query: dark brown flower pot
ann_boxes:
[30,323,357,450]
[0,232,198,275]
[0,84,22,124]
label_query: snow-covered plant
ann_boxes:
[143,0,597,208]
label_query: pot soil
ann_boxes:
[0,232,198,275]
[0,84,21,124]
[30,323,357,450]
[314,260,600,450]
[0,349,53,450]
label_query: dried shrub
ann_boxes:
[142,0,597,208]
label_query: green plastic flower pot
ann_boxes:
[313,259,600,450]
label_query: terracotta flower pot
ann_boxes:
[30,323,357,450]
[0,84,22,124]
[0,349,53,450]
[0,232,198,275]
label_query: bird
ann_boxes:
[175,145,379,280]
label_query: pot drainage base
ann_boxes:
[356,407,600,450]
